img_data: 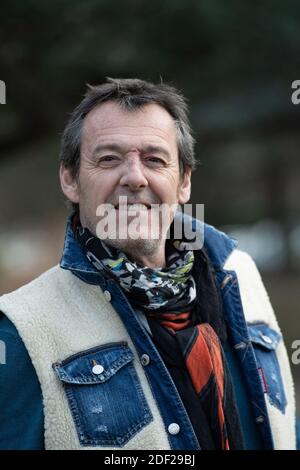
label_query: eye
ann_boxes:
[146,156,165,165]
[100,155,118,161]
[97,155,120,166]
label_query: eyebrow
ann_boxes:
[92,143,171,160]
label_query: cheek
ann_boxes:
[79,170,117,205]
[149,182,178,207]
[148,172,180,203]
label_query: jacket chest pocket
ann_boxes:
[53,342,153,447]
[248,323,287,414]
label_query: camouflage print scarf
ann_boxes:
[75,221,197,313]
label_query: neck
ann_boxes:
[129,250,166,269]
[105,238,167,269]
[124,241,166,269]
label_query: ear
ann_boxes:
[59,163,80,203]
[178,168,191,204]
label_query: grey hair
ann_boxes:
[59,77,197,179]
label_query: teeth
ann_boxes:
[126,204,149,211]
[115,203,150,210]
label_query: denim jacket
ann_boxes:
[58,214,294,449]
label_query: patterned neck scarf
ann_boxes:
[75,222,197,313]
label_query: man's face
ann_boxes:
[60,101,191,262]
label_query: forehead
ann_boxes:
[81,101,177,149]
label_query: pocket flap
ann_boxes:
[248,323,282,350]
[52,342,134,385]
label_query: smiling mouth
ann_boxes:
[115,203,152,210]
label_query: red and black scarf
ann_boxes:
[147,248,244,450]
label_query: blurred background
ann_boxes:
[0,0,299,413]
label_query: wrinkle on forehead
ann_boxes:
[82,102,177,139]
[81,101,178,156]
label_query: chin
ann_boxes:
[105,237,161,257]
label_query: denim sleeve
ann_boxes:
[0,313,44,449]
[296,416,300,450]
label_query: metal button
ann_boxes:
[92,364,104,375]
[220,274,233,289]
[256,415,265,423]
[168,423,180,435]
[234,342,247,350]
[103,290,112,302]
[261,335,272,344]
[140,354,150,366]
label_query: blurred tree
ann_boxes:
[0,0,300,266]
[1,0,300,157]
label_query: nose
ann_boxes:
[119,155,148,190]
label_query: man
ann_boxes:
[0,78,297,450]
